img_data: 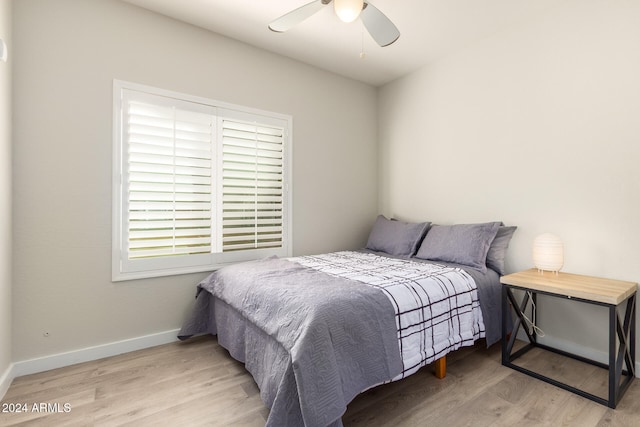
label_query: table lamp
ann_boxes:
[533,233,563,274]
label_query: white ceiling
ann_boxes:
[122,0,558,87]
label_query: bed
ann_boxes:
[178,217,516,427]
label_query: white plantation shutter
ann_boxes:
[126,96,214,260]
[220,119,284,252]
[113,82,291,281]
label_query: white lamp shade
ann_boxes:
[533,233,564,272]
[334,0,364,23]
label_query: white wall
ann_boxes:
[12,0,377,362]
[378,0,640,358]
[0,0,13,394]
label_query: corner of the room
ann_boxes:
[0,0,14,401]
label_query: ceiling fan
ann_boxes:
[269,0,400,47]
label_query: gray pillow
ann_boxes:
[414,222,501,272]
[486,225,517,275]
[366,215,431,257]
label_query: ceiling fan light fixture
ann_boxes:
[334,0,364,23]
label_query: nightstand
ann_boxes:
[501,268,637,408]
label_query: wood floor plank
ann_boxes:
[2,335,639,426]
[551,393,607,427]
[511,346,607,398]
[345,343,510,426]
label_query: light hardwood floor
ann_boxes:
[1,336,639,426]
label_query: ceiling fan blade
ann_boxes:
[269,0,329,32]
[361,2,400,47]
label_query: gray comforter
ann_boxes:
[178,252,504,427]
[179,257,403,427]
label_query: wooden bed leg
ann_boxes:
[434,356,446,379]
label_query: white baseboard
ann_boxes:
[531,334,640,379]
[537,334,608,364]
[10,329,180,381]
[0,362,16,401]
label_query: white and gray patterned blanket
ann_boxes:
[294,251,484,379]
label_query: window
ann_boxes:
[113,81,292,281]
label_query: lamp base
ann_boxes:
[537,268,560,275]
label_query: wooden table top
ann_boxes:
[500,268,637,305]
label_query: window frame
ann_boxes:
[112,80,292,281]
